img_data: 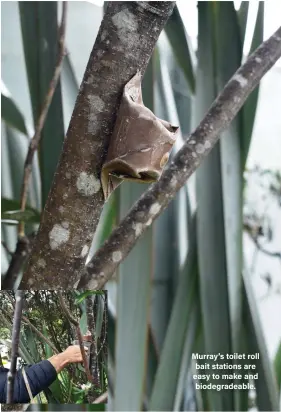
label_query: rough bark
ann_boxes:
[19,1,175,289]
[85,295,97,403]
[6,291,24,403]
[77,27,281,289]
[57,292,94,384]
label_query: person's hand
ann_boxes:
[63,345,88,363]
[48,345,88,373]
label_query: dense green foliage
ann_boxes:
[0,291,108,404]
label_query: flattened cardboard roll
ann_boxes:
[101,72,179,200]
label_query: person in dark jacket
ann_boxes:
[0,345,88,403]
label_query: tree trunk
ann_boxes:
[20,1,175,289]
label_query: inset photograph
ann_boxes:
[0,290,107,405]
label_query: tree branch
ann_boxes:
[58,291,79,326]
[3,4,67,289]
[245,231,281,260]
[57,292,94,384]
[19,1,176,289]
[22,316,59,355]
[18,2,67,237]
[2,234,35,290]
[75,326,95,385]
[6,291,24,404]
[77,27,281,289]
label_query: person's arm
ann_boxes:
[0,360,57,404]
[0,345,87,403]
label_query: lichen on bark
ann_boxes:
[19,1,176,289]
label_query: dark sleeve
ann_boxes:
[0,360,57,403]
